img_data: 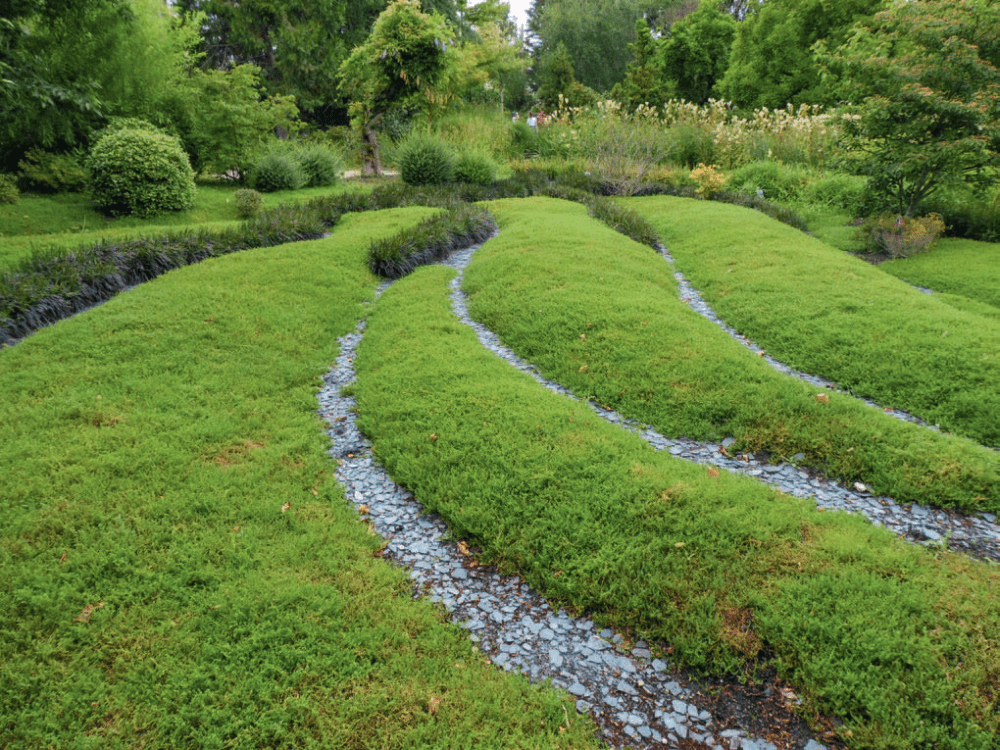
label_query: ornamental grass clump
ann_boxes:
[293,143,342,187]
[367,204,497,279]
[398,135,455,186]
[453,151,497,185]
[249,149,307,192]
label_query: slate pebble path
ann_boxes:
[317,237,1000,750]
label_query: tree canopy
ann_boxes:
[529,0,643,94]
[1,0,196,163]
[172,0,388,125]
[716,0,884,110]
[827,0,1000,216]
[660,0,737,104]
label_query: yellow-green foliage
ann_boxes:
[858,213,947,258]
[690,163,727,199]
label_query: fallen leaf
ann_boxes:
[815,393,830,404]
[578,365,589,372]
[579,333,586,341]
[281,502,291,513]
[428,696,442,715]
[358,504,370,515]
[429,433,438,441]
[59,552,67,564]
[74,601,105,623]
[706,466,720,478]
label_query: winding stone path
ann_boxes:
[316,233,999,750]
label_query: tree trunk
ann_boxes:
[361,122,381,176]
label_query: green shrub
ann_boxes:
[398,135,455,186]
[0,174,19,204]
[730,161,808,203]
[803,173,868,215]
[855,213,947,258]
[294,143,341,187]
[670,124,716,169]
[923,189,1000,242]
[235,188,263,218]
[17,148,89,193]
[88,128,196,218]
[453,152,496,185]
[249,149,307,192]
[690,163,728,199]
[91,117,167,143]
[509,121,540,158]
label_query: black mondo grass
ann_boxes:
[1,172,803,347]
[367,204,499,279]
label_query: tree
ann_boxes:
[660,0,737,104]
[454,9,530,111]
[1,0,128,160]
[716,0,883,110]
[1,0,203,165]
[827,0,1000,217]
[165,64,299,178]
[173,0,388,125]
[338,0,458,174]
[530,0,642,94]
[611,19,673,110]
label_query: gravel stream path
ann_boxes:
[317,237,999,750]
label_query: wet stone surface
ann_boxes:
[316,239,999,750]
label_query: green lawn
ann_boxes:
[0,207,599,750]
[880,237,1000,312]
[3,189,999,750]
[354,219,999,749]
[0,182,373,270]
[626,195,1000,449]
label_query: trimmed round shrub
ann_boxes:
[88,128,196,218]
[453,152,497,186]
[398,135,455,186]
[249,150,307,192]
[235,188,263,218]
[294,144,341,187]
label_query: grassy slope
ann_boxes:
[0,207,600,750]
[460,197,999,513]
[0,183,372,270]
[627,196,1000,448]
[354,257,1000,750]
[880,238,1000,312]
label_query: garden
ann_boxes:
[2,0,1000,748]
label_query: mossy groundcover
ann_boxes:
[626,196,1000,448]
[354,258,1000,750]
[0,208,601,750]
